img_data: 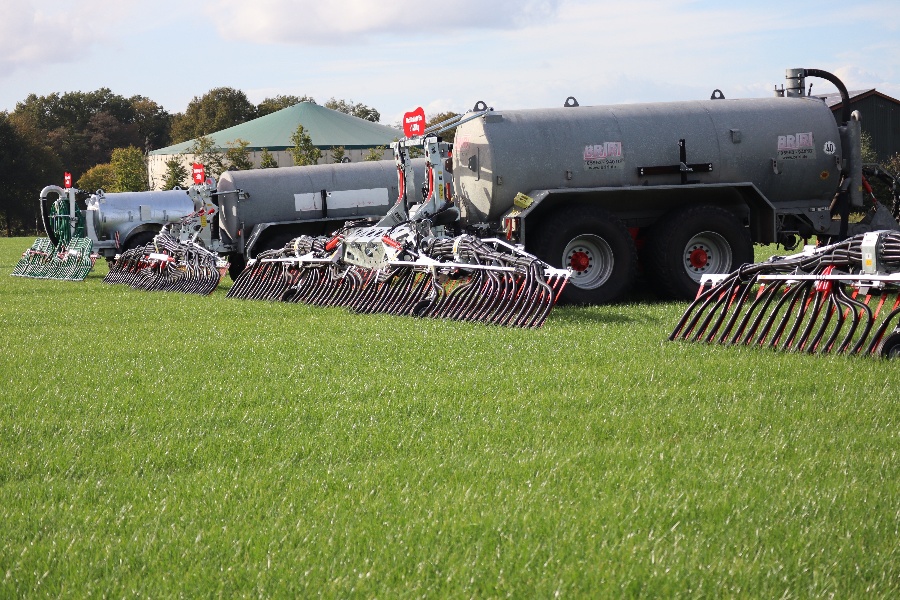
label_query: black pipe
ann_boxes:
[39,194,58,245]
[804,68,852,123]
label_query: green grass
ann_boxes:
[0,237,897,597]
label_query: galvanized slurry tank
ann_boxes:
[452,95,848,302]
[85,189,195,250]
[215,159,426,253]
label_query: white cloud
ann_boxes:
[203,0,562,45]
[0,0,149,78]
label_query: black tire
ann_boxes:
[530,206,638,304]
[644,205,753,300]
[227,253,247,281]
[121,231,156,252]
[877,331,900,359]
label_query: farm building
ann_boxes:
[816,88,900,161]
[148,102,402,190]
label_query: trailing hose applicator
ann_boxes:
[670,231,900,357]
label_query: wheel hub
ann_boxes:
[569,250,591,272]
[562,235,614,289]
[682,232,733,282]
[688,246,709,270]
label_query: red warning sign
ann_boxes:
[64,172,72,188]
[403,107,426,138]
[192,163,206,184]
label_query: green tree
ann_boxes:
[110,146,148,192]
[324,98,380,122]
[129,95,171,150]
[256,95,315,118]
[188,135,227,178]
[12,88,145,180]
[0,111,61,235]
[14,88,134,133]
[77,163,116,192]
[885,153,900,175]
[364,145,387,161]
[259,148,278,168]
[170,87,256,143]
[289,124,321,166]
[426,111,460,143]
[161,157,189,189]
[225,138,254,171]
[330,146,346,163]
[861,131,878,164]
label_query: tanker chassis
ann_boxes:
[450,67,900,302]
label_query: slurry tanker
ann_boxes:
[17,68,900,333]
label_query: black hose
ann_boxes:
[804,68,852,123]
[39,194,58,245]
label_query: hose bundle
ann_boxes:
[103,233,222,295]
[227,232,570,328]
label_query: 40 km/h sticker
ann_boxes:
[823,140,837,155]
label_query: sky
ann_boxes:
[1,0,898,134]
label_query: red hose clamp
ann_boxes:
[815,265,835,293]
[325,236,342,251]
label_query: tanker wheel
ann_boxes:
[121,231,156,253]
[228,253,247,281]
[645,205,752,300]
[877,331,900,358]
[531,206,637,304]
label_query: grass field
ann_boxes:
[0,237,897,597]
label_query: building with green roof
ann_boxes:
[148,102,401,189]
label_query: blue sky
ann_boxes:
[2,0,898,135]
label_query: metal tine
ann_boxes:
[489,272,519,325]
[516,270,553,328]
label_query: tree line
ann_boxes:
[0,87,382,236]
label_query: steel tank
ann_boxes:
[86,189,194,240]
[216,159,427,242]
[452,96,843,223]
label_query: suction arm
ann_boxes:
[39,185,66,245]
[802,68,852,123]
